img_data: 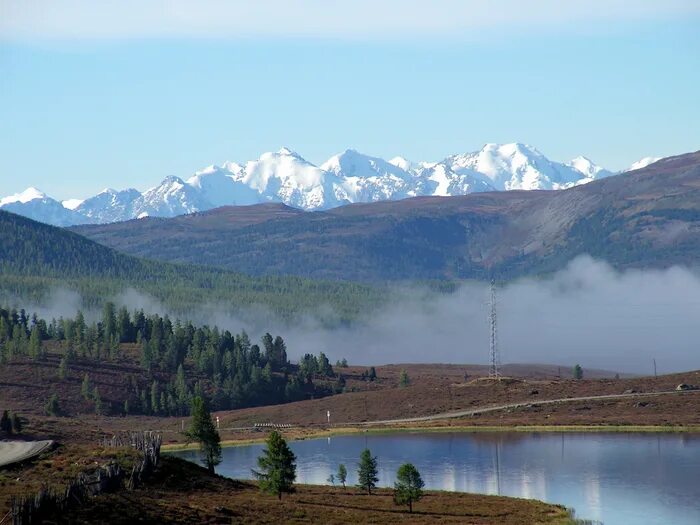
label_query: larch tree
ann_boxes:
[186,396,222,474]
[357,448,379,495]
[393,463,424,513]
[253,430,297,499]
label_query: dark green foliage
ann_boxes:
[573,364,584,380]
[0,410,11,434]
[357,448,379,495]
[399,369,409,387]
[0,209,383,324]
[45,394,60,416]
[337,463,347,489]
[393,463,424,513]
[186,396,222,474]
[93,387,103,415]
[369,367,377,381]
[0,303,340,416]
[253,430,297,500]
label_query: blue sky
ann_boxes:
[1,1,699,200]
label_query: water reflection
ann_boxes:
[171,432,700,525]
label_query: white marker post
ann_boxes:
[216,416,220,429]
[327,410,331,424]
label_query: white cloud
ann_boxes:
[1,0,699,40]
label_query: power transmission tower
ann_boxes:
[488,280,501,380]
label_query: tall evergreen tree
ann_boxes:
[0,410,11,434]
[253,430,297,500]
[357,448,379,495]
[186,396,222,474]
[393,463,424,513]
[337,463,347,489]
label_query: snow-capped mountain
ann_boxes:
[0,187,86,226]
[626,156,661,172]
[0,143,643,226]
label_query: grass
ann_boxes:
[61,455,578,524]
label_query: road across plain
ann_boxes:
[354,389,700,426]
[0,440,53,468]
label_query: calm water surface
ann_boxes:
[171,432,700,525]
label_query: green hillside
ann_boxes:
[0,210,383,322]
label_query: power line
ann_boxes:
[489,280,501,381]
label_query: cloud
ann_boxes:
[2,0,699,41]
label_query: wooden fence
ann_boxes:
[8,432,162,525]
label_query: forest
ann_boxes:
[0,209,384,323]
[0,303,345,417]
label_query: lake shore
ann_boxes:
[162,422,700,451]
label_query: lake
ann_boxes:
[171,431,700,525]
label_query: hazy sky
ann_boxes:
[1,0,699,200]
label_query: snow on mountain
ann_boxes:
[626,156,661,172]
[322,149,416,203]
[0,144,652,227]
[62,198,84,210]
[75,188,140,223]
[0,187,86,226]
[444,143,595,191]
[131,176,211,219]
[187,164,260,207]
[238,148,347,210]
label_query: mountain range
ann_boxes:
[0,143,657,226]
[71,150,700,282]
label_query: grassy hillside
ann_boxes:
[73,151,700,281]
[0,209,383,321]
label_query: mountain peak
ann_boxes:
[0,187,47,207]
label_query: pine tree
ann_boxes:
[369,367,377,381]
[57,356,68,380]
[94,387,103,415]
[357,448,379,495]
[45,394,60,416]
[337,463,347,489]
[393,463,424,513]
[150,380,160,415]
[399,369,410,387]
[573,364,584,380]
[0,410,11,434]
[81,373,91,400]
[186,396,222,474]
[28,326,42,359]
[253,430,297,500]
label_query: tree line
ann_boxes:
[0,303,343,417]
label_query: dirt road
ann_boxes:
[0,440,53,468]
[356,389,700,426]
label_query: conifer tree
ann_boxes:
[337,463,347,489]
[0,410,11,434]
[11,413,22,434]
[186,396,222,474]
[253,430,297,499]
[81,373,91,400]
[393,463,424,513]
[357,448,379,495]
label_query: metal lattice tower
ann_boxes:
[488,280,501,380]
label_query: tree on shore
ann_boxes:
[572,364,584,380]
[337,463,347,489]
[357,448,379,495]
[186,396,222,474]
[253,430,297,499]
[399,369,410,387]
[393,463,424,513]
